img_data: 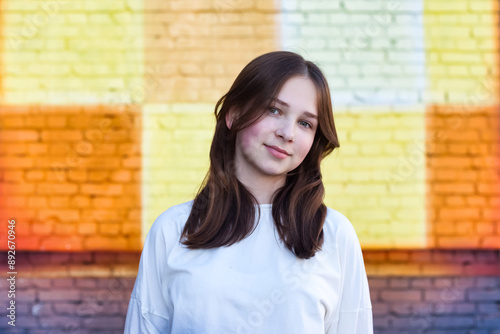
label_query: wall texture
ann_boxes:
[0,0,499,332]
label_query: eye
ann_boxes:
[299,120,312,128]
[268,107,280,115]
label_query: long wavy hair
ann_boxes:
[181,51,339,259]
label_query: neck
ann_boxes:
[237,173,285,205]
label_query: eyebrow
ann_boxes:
[272,98,318,119]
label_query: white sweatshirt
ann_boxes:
[124,200,373,334]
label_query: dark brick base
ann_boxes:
[0,250,499,333]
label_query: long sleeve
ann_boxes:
[326,214,373,334]
[124,214,171,333]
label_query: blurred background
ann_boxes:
[0,0,499,332]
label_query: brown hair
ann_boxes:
[181,51,339,259]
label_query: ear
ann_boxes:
[225,107,237,129]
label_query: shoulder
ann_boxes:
[146,200,194,243]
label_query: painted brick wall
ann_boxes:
[0,0,499,332]
[0,106,142,251]
[1,250,499,333]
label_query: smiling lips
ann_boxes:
[265,145,290,159]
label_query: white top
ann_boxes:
[124,200,373,334]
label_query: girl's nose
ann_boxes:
[275,120,295,142]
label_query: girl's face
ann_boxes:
[227,76,319,186]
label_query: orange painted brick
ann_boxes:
[39,209,79,221]
[445,196,465,206]
[40,236,83,251]
[122,157,141,168]
[110,170,132,182]
[99,223,121,235]
[476,222,495,235]
[434,222,455,235]
[31,222,54,235]
[46,169,67,182]
[127,209,141,220]
[28,197,48,208]
[48,196,70,208]
[0,157,35,169]
[4,171,24,182]
[478,184,500,195]
[103,130,129,142]
[0,130,39,142]
[67,170,87,182]
[438,208,481,220]
[3,116,25,128]
[16,236,41,250]
[83,209,123,220]
[429,157,472,168]
[82,157,121,169]
[47,116,67,128]
[24,115,46,129]
[84,236,128,250]
[25,170,45,181]
[78,223,97,235]
[81,184,123,196]
[70,196,91,208]
[92,143,117,155]
[91,197,115,208]
[5,196,27,208]
[54,223,77,235]
[88,171,110,182]
[433,183,475,194]
[0,183,36,194]
[41,130,83,142]
[437,236,481,248]
[122,223,141,235]
[466,196,487,206]
[114,196,140,208]
[456,222,474,234]
[482,209,500,220]
[4,143,28,155]
[37,183,78,195]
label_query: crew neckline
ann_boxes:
[256,203,272,209]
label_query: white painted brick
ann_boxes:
[301,25,341,37]
[282,13,306,24]
[298,0,340,11]
[343,1,385,11]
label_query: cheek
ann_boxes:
[297,133,316,158]
[236,124,263,151]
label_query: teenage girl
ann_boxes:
[125,51,373,333]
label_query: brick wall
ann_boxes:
[0,0,499,332]
[0,106,142,251]
[1,250,499,333]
